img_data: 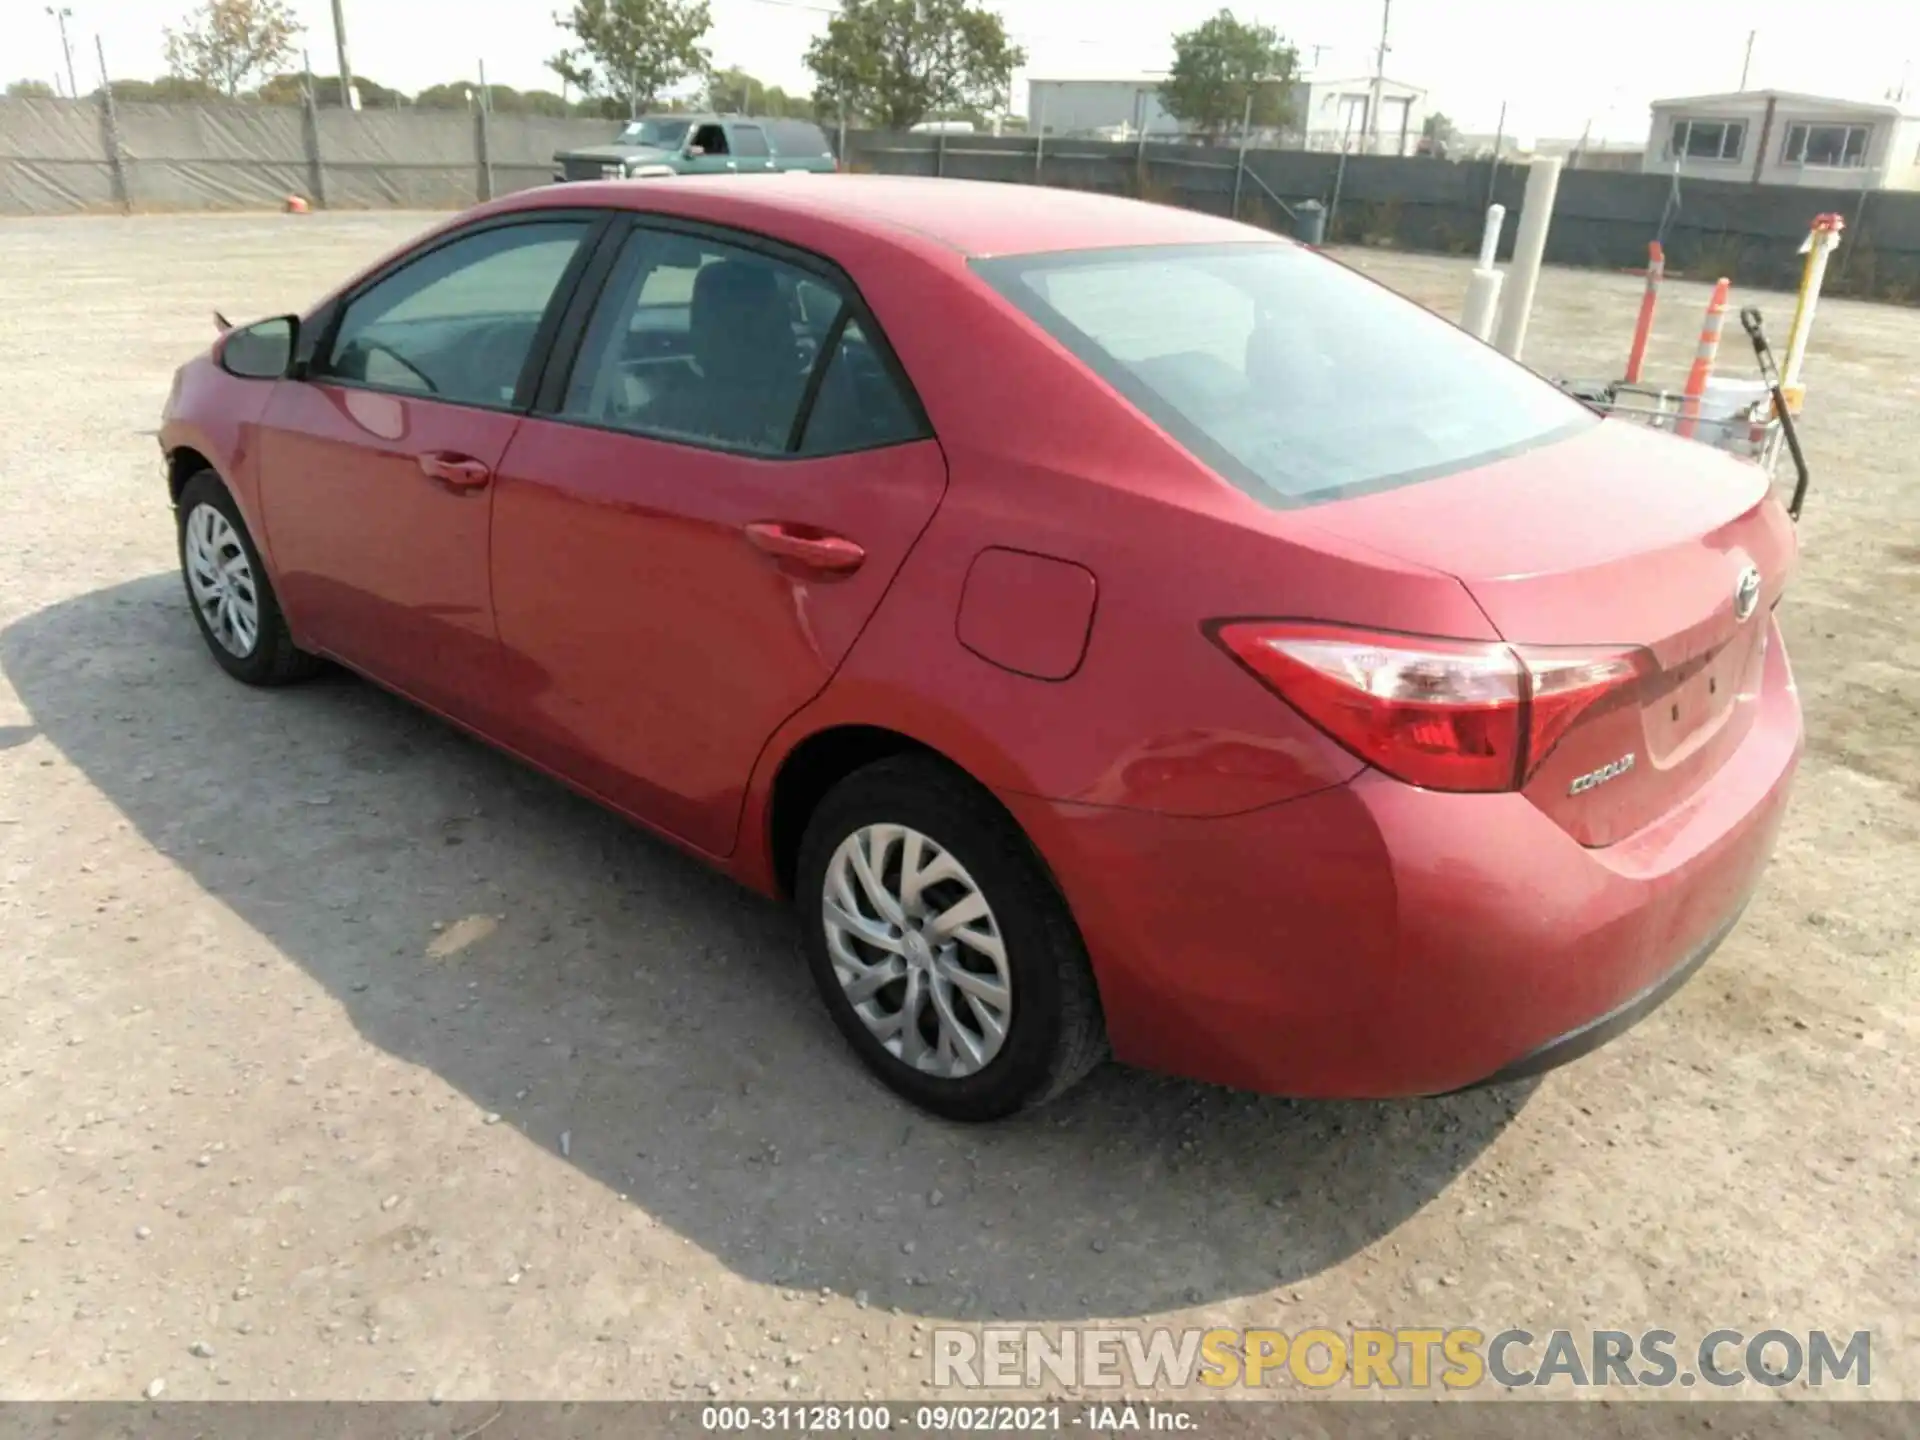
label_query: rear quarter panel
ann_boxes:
[736,244,1502,886]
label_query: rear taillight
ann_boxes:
[1212,621,1644,793]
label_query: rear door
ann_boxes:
[257,215,598,718]
[769,120,839,172]
[728,122,778,173]
[489,219,946,855]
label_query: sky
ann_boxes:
[11,0,1920,143]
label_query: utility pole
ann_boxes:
[1739,28,1756,89]
[46,6,78,102]
[1367,0,1391,156]
[329,0,354,110]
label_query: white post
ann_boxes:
[1491,155,1562,361]
[1459,201,1508,340]
[1476,202,1506,268]
[1461,268,1505,342]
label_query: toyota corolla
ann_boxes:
[159,177,1802,1120]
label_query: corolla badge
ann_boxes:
[1569,753,1636,796]
[1734,564,1762,623]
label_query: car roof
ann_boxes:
[497,174,1268,260]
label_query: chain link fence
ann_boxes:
[0,94,612,213]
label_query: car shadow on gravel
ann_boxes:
[3,575,1529,1322]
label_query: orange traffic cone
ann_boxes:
[284,194,311,214]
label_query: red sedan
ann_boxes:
[160,177,1802,1121]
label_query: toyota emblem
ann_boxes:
[1734,565,1762,622]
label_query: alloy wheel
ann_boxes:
[821,823,1013,1079]
[183,503,260,657]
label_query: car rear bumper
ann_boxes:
[1003,618,1802,1098]
[1438,896,1747,1093]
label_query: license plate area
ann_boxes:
[1643,630,1759,765]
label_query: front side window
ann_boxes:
[732,124,771,157]
[323,221,588,408]
[563,228,832,454]
[975,243,1593,508]
[691,123,730,156]
[1782,122,1870,167]
[1669,118,1746,161]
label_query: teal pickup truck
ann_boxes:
[552,114,839,183]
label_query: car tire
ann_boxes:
[796,755,1107,1121]
[175,468,322,686]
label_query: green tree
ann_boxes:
[803,0,1023,131]
[464,84,574,116]
[6,79,58,99]
[706,66,803,117]
[93,76,223,103]
[163,0,301,99]
[1159,9,1298,142]
[550,0,712,118]
[1421,110,1456,154]
[413,82,478,109]
[256,71,403,107]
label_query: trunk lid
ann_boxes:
[1300,419,1797,845]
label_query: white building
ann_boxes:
[1289,76,1428,155]
[1024,74,1428,154]
[1026,79,1183,139]
[1644,89,1920,191]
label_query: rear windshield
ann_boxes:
[767,119,832,157]
[973,243,1594,507]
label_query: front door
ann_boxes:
[257,217,594,719]
[684,121,737,174]
[490,222,945,855]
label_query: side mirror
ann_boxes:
[219,315,298,380]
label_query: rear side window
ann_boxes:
[732,124,771,157]
[324,221,588,408]
[563,228,828,453]
[973,243,1593,507]
[768,119,833,158]
[800,319,925,455]
[560,226,927,458]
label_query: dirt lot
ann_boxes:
[1,212,1914,1406]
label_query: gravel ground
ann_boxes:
[0,213,1914,1406]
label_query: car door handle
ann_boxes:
[744,522,866,574]
[417,451,492,491]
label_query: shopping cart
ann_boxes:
[1554,308,1812,522]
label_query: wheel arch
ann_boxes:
[167,445,217,504]
[761,724,943,901]
[752,701,1066,901]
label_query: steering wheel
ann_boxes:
[350,339,439,395]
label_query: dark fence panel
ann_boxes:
[5,102,1915,304]
[846,132,1920,304]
